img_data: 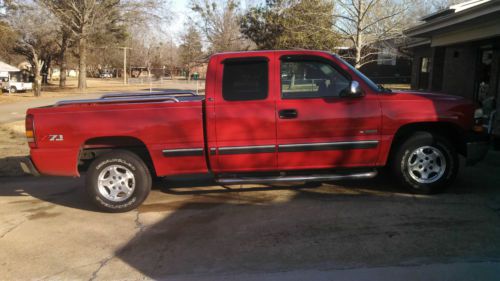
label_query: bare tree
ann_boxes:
[57,27,72,88]
[334,0,412,69]
[38,0,123,90]
[191,0,249,53]
[0,1,19,63]
[40,0,171,89]
[8,2,59,96]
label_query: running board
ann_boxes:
[216,170,378,185]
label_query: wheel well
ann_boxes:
[78,136,156,176]
[389,122,466,160]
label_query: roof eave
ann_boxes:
[404,1,500,38]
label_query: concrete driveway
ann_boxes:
[1,152,500,280]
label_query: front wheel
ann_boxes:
[86,150,151,212]
[391,132,458,194]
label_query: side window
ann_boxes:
[281,59,350,99]
[222,60,268,101]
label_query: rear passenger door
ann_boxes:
[212,55,277,172]
[276,55,381,170]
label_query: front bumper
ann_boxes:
[465,133,490,166]
[19,157,40,176]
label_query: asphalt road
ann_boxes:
[1,151,500,280]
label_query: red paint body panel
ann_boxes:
[26,50,476,178]
[208,52,278,172]
[28,102,207,176]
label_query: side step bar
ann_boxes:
[216,170,378,185]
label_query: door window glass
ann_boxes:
[222,60,268,101]
[281,60,350,98]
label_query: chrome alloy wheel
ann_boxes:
[407,146,447,184]
[97,164,136,202]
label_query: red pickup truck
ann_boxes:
[22,50,489,212]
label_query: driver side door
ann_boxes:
[276,54,382,170]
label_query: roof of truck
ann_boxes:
[211,50,333,57]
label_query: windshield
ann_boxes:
[332,54,381,92]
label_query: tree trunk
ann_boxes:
[33,60,43,97]
[355,45,362,69]
[42,57,51,85]
[78,36,87,90]
[59,32,68,88]
[355,0,363,69]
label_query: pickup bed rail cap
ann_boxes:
[100,90,197,99]
[55,95,180,106]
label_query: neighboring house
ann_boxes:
[336,39,412,85]
[0,61,33,93]
[0,61,20,79]
[404,0,500,137]
[189,63,208,80]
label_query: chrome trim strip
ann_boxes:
[56,96,179,106]
[359,129,378,135]
[217,170,378,184]
[101,91,197,99]
[278,140,379,152]
[218,145,276,155]
[162,148,204,157]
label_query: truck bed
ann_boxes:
[27,91,209,177]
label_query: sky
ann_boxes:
[169,0,191,42]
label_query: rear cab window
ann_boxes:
[222,58,268,101]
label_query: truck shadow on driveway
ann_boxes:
[1,153,500,279]
[115,169,500,279]
[1,151,499,213]
[0,172,402,213]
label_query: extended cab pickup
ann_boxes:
[23,50,490,212]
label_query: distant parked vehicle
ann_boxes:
[1,76,33,93]
[99,70,113,79]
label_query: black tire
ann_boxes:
[86,150,151,212]
[391,131,458,194]
[9,86,17,93]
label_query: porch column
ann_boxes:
[429,47,445,92]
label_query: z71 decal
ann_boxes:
[48,134,64,142]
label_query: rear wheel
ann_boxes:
[391,131,458,194]
[86,150,151,212]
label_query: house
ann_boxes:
[0,61,20,78]
[0,61,33,93]
[404,0,500,137]
[335,39,412,85]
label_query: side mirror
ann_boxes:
[348,81,364,97]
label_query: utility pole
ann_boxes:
[119,47,132,85]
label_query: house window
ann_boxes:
[377,48,397,66]
[420,57,430,73]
